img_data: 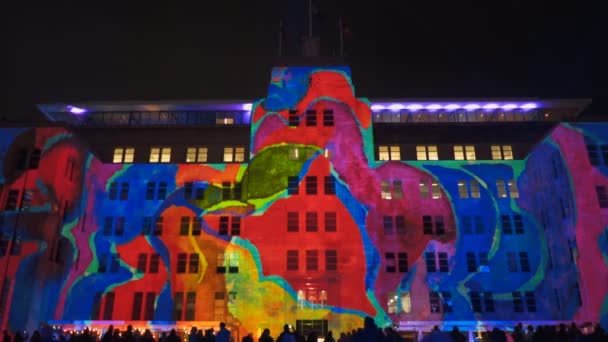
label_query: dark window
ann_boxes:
[154,217,163,235]
[287,250,299,271]
[103,217,113,236]
[306,212,318,232]
[479,252,489,268]
[109,182,118,200]
[597,186,608,208]
[132,292,143,320]
[287,176,299,195]
[513,215,524,234]
[185,292,196,321]
[287,212,299,232]
[306,176,317,195]
[110,253,120,273]
[231,217,241,235]
[501,215,513,234]
[525,291,536,312]
[306,250,318,271]
[5,190,19,211]
[98,254,108,273]
[91,292,102,319]
[601,145,608,165]
[471,291,482,312]
[189,253,199,273]
[462,216,472,234]
[142,217,152,235]
[149,254,160,273]
[288,110,299,127]
[438,252,449,272]
[177,253,187,273]
[115,217,125,236]
[324,212,337,232]
[398,252,408,273]
[512,291,524,312]
[306,110,317,126]
[180,216,190,236]
[28,149,41,169]
[173,292,183,320]
[484,292,495,312]
[442,292,453,313]
[144,293,155,320]
[519,252,530,272]
[325,250,337,271]
[103,292,115,320]
[324,176,335,195]
[119,182,129,200]
[474,216,484,234]
[184,182,193,200]
[157,182,167,200]
[222,182,231,200]
[323,109,334,127]
[385,253,396,273]
[396,216,406,234]
[383,216,393,235]
[429,291,441,313]
[219,216,229,235]
[435,216,445,235]
[145,182,155,200]
[16,149,28,170]
[137,253,147,273]
[425,252,436,273]
[195,187,205,200]
[507,252,518,272]
[233,183,242,200]
[192,217,201,235]
[587,144,600,166]
[466,252,477,272]
[423,216,433,235]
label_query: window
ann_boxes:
[474,216,484,234]
[519,252,530,272]
[180,217,190,236]
[15,149,28,170]
[385,253,396,272]
[289,147,300,160]
[113,147,134,163]
[416,145,438,160]
[306,250,318,271]
[306,176,317,195]
[525,291,536,312]
[222,182,231,200]
[223,147,245,162]
[395,216,406,234]
[512,292,524,312]
[324,212,337,232]
[492,145,513,160]
[189,253,199,273]
[176,253,187,273]
[216,113,234,124]
[388,291,411,314]
[597,186,608,208]
[306,212,318,232]
[501,215,513,234]
[145,182,168,200]
[216,254,226,273]
[287,250,299,271]
[287,176,299,195]
[324,176,335,195]
[287,212,299,232]
[502,215,524,235]
[419,180,429,198]
[137,253,147,273]
[219,216,242,235]
[431,181,441,199]
[466,252,477,272]
[438,252,448,272]
[132,292,143,320]
[144,292,156,320]
[454,145,475,160]
[219,216,228,235]
[470,180,480,198]
[425,252,436,273]
[470,291,482,312]
[325,250,337,271]
[186,292,196,320]
[381,181,391,199]
[231,217,241,235]
[192,217,202,235]
[323,109,334,127]
[28,149,41,169]
[306,110,317,126]
[149,254,160,273]
[154,217,163,235]
[186,147,208,163]
[459,180,480,199]
[458,181,468,198]
[214,292,225,321]
[384,216,394,235]
[429,291,441,313]
[462,216,472,234]
[422,216,433,235]
[496,180,507,198]
[587,144,600,166]
[435,216,445,235]
[508,180,519,198]
[5,190,19,211]
[398,252,408,272]
[150,147,171,163]
[228,253,239,273]
[442,292,453,313]
[103,292,115,320]
[379,145,400,161]
[507,252,518,272]
[288,110,299,126]
[484,292,495,312]
[142,217,153,235]
[513,215,524,234]
[393,180,403,199]
[173,292,184,320]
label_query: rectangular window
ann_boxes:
[508,180,519,198]
[287,212,299,232]
[137,253,147,273]
[228,253,239,273]
[186,147,208,163]
[157,182,167,199]
[428,145,438,160]
[177,253,187,273]
[145,182,155,200]
[425,252,436,273]
[113,147,134,163]
[142,217,152,235]
[234,183,242,200]
[287,250,299,271]
[601,145,608,165]
[525,291,537,312]
[435,216,445,235]
[454,145,465,160]
[491,145,502,160]
[144,292,155,320]
[507,252,518,272]
[306,250,318,271]
[471,291,482,312]
[26,149,40,169]
[385,253,396,273]
[474,216,484,234]
[442,292,453,313]
[231,217,241,235]
[306,110,317,126]
[323,109,334,127]
[306,212,318,232]
[216,254,226,273]
[109,182,118,200]
[103,292,115,320]
[470,180,480,198]
[5,190,19,211]
[287,176,299,195]
[597,186,608,208]
[393,180,403,199]
[306,176,317,195]
[462,216,472,234]
[479,252,489,268]
[132,292,143,320]
[103,217,113,236]
[189,253,199,273]
[185,292,196,321]
[288,110,299,126]
[192,217,202,235]
[324,176,335,195]
[466,252,477,272]
[234,147,245,162]
[519,252,530,272]
[325,250,337,271]
[484,292,495,312]
[173,292,183,320]
[422,215,433,235]
[115,217,125,236]
[458,180,469,198]
[154,216,163,235]
[502,145,514,160]
[288,147,300,160]
[398,252,408,273]
[324,212,337,232]
[465,145,476,160]
[149,254,160,273]
[431,181,442,199]
[496,180,507,198]
[513,291,524,313]
[119,182,129,200]
[501,215,513,234]
[223,147,234,162]
[379,146,390,161]
[438,252,449,272]
[513,215,524,234]
[219,216,229,235]
[383,216,394,235]
[419,179,429,198]
[180,216,190,236]
[389,146,400,160]
[381,180,392,199]
[222,182,231,200]
[150,147,170,163]
[429,291,441,313]
[395,216,406,235]
[587,145,600,166]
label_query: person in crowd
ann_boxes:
[305,331,317,342]
[489,327,507,342]
[324,331,335,342]
[142,329,155,342]
[420,326,451,342]
[337,332,349,342]
[203,329,215,342]
[166,330,179,342]
[215,323,229,342]
[277,325,295,342]
[195,329,203,342]
[3,331,12,342]
[241,333,254,342]
[383,327,405,342]
[449,327,465,342]
[188,328,197,342]
[101,326,113,342]
[512,323,525,342]
[29,331,41,342]
[577,323,595,342]
[569,322,581,342]
[259,329,273,342]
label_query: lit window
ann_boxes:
[234,147,245,162]
[458,180,468,198]
[149,148,160,163]
[379,146,389,161]
[508,180,519,198]
[379,145,400,161]
[419,179,429,198]
[390,146,400,160]
[431,181,441,199]
[496,180,507,198]
[416,146,427,160]
[428,145,438,160]
[491,145,502,160]
[289,148,300,160]
[454,145,475,160]
[393,180,403,199]
[503,145,513,160]
[492,145,514,160]
[381,180,391,199]
[454,146,464,160]
[223,147,234,162]
[150,147,171,163]
[186,147,208,163]
[417,145,438,160]
[470,180,480,198]
[113,147,135,163]
[161,148,171,163]
[465,145,476,160]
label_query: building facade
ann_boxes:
[0,66,606,337]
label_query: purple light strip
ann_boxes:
[371,102,540,112]
[67,106,87,114]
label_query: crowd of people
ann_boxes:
[2,319,607,342]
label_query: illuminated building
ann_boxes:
[0,66,604,339]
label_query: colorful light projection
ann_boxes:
[0,68,606,336]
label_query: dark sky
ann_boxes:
[6,2,601,122]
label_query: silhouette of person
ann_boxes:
[216,323,229,342]
[277,325,295,342]
[259,329,273,342]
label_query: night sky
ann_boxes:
[6,2,600,122]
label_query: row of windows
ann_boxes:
[286,250,338,271]
[288,109,334,127]
[101,215,242,237]
[287,176,335,195]
[427,291,536,314]
[379,145,514,161]
[107,181,238,202]
[380,179,518,200]
[112,146,245,164]
[287,212,337,232]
